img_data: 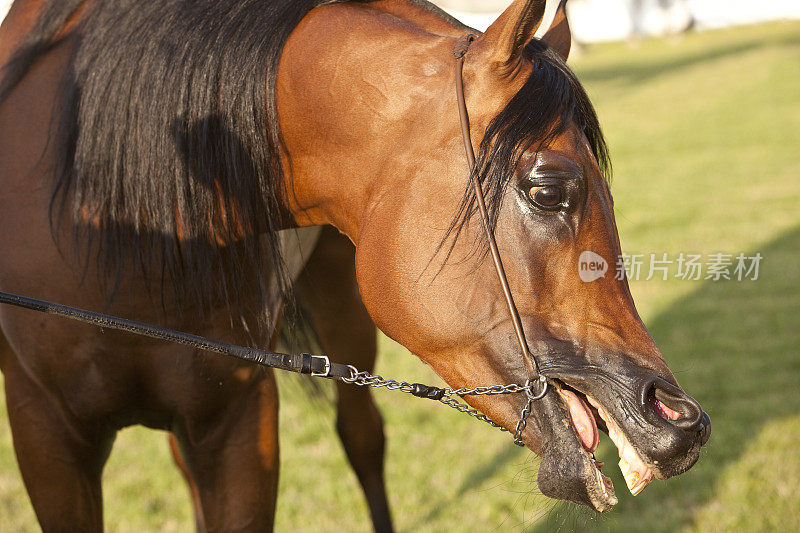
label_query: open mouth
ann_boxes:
[551,380,682,508]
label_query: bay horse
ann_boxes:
[0,0,710,530]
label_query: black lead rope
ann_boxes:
[0,290,518,410]
[0,290,348,378]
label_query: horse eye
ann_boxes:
[528,185,564,209]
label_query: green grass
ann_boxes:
[2,20,799,532]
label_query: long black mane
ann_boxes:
[0,0,390,327]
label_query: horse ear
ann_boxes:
[479,0,547,66]
[539,0,571,61]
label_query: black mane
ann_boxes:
[0,0,392,327]
[442,39,611,258]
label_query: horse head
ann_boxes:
[280,0,710,511]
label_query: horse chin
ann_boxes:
[530,385,618,512]
[537,447,618,513]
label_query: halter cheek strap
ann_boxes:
[453,34,548,411]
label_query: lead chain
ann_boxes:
[342,368,548,446]
[513,398,534,446]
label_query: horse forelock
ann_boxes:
[439,38,611,263]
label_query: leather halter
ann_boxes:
[453,34,547,397]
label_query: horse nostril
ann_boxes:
[642,377,705,432]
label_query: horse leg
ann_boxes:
[170,370,280,533]
[1,352,115,532]
[296,226,393,533]
[333,351,393,533]
[168,434,206,532]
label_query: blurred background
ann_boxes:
[1,1,798,531]
[437,0,800,41]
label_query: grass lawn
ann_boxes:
[1,19,799,532]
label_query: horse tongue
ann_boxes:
[559,389,599,453]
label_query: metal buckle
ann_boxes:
[310,354,331,377]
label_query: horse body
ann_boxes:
[0,5,389,531]
[0,0,710,530]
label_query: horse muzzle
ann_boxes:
[520,363,711,512]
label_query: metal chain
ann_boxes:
[513,398,534,445]
[342,367,548,447]
[438,393,509,430]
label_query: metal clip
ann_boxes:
[525,375,548,401]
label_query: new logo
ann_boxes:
[578,251,608,282]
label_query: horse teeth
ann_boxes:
[586,393,654,496]
[630,478,650,496]
[619,458,639,491]
[594,464,618,505]
[619,457,652,495]
[629,472,652,496]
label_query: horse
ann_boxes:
[0,0,711,530]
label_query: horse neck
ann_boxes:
[276,1,466,241]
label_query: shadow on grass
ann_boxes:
[577,29,800,89]
[530,227,800,532]
[455,444,522,497]
[399,444,533,530]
